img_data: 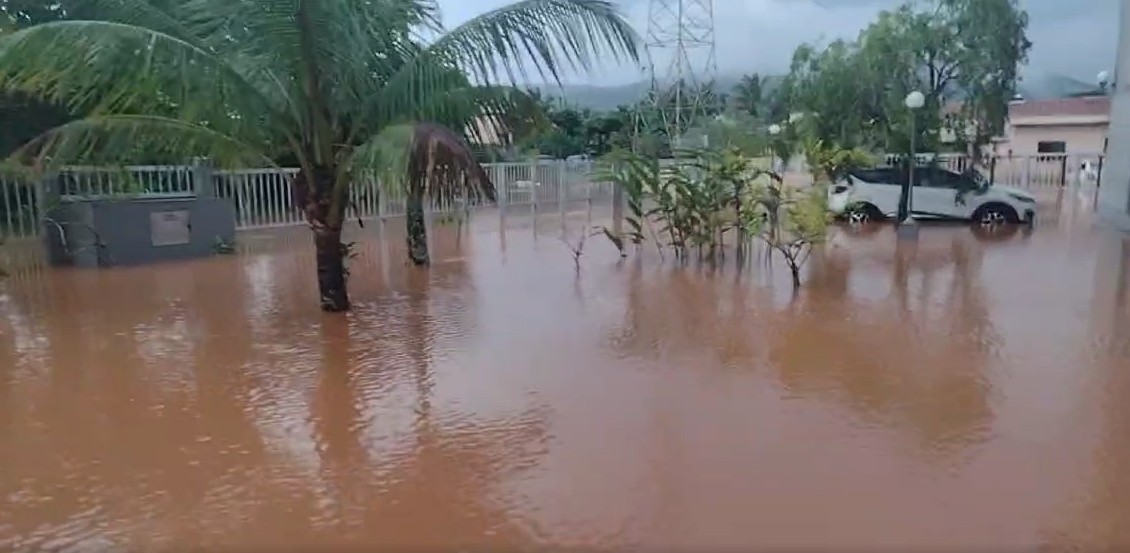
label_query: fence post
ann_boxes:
[530,158,539,214]
[1059,155,1067,188]
[462,175,471,223]
[557,161,566,231]
[612,179,625,236]
[37,170,61,241]
[1094,155,1105,209]
[192,158,215,198]
[376,176,388,241]
[496,164,506,218]
[585,160,594,217]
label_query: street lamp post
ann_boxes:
[898,90,925,240]
[768,124,782,173]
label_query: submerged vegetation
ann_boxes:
[596,146,840,288]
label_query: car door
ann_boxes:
[847,167,904,217]
[912,168,968,220]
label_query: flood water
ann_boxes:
[1,208,1129,551]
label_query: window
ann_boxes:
[916,168,967,189]
[1037,141,1067,153]
[849,168,905,185]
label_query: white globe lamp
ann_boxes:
[904,90,925,110]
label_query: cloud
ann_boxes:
[435,0,1119,85]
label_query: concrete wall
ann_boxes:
[1006,123,1108,156]
[44,197,235,267]
[1098,1,1130,230]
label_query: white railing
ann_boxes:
[0,154,1103,242]
[0,171,39,241]
[880,153,1106,189]
[208,160,613,231]
[58,165,197,198]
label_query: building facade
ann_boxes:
[1097,0,1130,229]
[996,96,1110,157]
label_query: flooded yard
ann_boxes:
[1,209,1128,550]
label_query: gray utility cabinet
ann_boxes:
[43,197,236,267]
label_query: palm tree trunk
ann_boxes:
[314,228,349,311]
[406,189,429,266]
[297,166,350,311]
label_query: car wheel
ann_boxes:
[973,203,1018,228]
[847,203,883,225]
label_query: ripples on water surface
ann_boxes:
[1,210,1128,550]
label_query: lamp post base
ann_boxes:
[896,217,920,240]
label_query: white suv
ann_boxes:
[827,166,1038,226]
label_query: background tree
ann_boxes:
[520,96,637,158]
[731,73,763,119]
[781,0,1029,160]
[0,0,639,312]
[780,40,877,151]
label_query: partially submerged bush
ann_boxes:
[744,172,832,287]
[596,146,833,287]
[597,147,754,262]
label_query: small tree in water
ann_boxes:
[0,0,639,311]
[743,171,832,288]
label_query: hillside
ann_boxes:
[534,74,767,111]
[534,72,1099,111]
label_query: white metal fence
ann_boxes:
[879,153,1106,189]
[0,154,1104,242]
[0,160,614,240]
[209,161,613,230]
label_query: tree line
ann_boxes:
[513,0,1029,166]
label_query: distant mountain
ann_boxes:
[1017,73,1101,100]
[533,72,1099,112]
[533,74,778,111]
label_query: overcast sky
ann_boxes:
[435,0,1120,86]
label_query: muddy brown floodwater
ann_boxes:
[1,208,1128,551]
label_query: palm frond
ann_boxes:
[432,0,640,85]
[410,122,494,206]
[0,19,294,145]
[9,114,276,169]
[66,0,203,43]
[400,85,546,148]
[349,122,494,208]
[365,0,638,137]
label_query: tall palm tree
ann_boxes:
[0,0,639,311]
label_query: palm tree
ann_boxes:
[731,73,763,118]
[0,0,639,311]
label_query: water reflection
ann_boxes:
[1048,234,1130,550]
[0,216,1127,549]
[775,229,997,459]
